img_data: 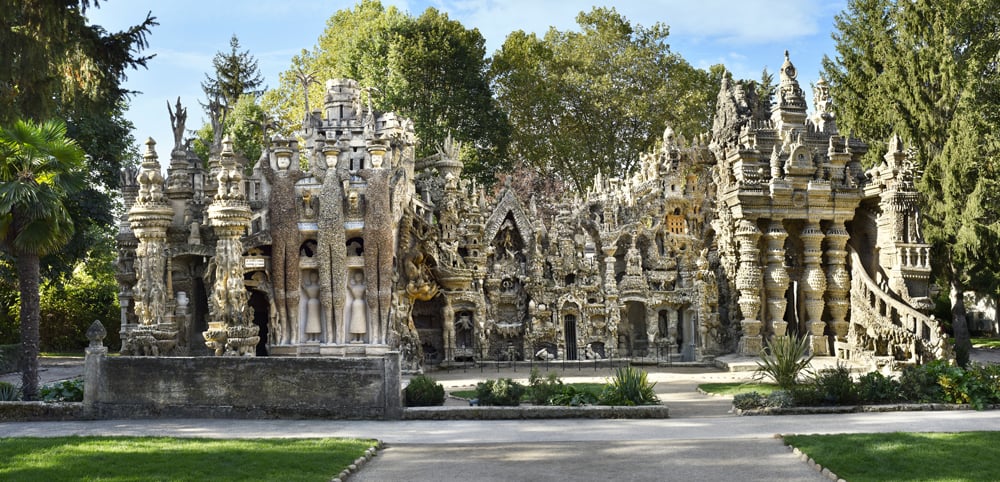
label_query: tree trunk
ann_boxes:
[17,252,41,400]
[949,276,972,367]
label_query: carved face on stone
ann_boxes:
[326,153,338,169]
[277,155,291,170]
[371,154,383,169]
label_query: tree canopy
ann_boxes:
[490,7,722,190]
[0,0,155,277]
[823,0,1000,364]
[262,0,510,183]
[194,35,267,162]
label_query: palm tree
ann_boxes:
[0,119,85,400]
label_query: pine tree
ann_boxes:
[824,0,1000,365]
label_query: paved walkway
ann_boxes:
[2,353,999,481]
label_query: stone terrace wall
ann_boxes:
[86,353,401,419]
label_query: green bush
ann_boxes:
[599,366,659,406]
[938,363,1000,409]
[475,378,525,406]
[857,371,902,404]
[732,391,765,410]
[40,379,83,402]
[549,385,599,406]
[527,369,564,405]
[810,364,860,405]
[765,389,795,408]
[900,360,949,403]
[0,344,20,374]
[754,335,812,390]
[790,384,824,406]
[404,375,445,407]
[0,381,21,401]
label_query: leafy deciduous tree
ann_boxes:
[490,7,722,190]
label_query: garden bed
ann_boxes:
[736,402,999,416]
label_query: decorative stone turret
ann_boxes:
[124,139,177,356]
[204,137,258,356]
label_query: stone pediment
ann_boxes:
[484,188,534,250]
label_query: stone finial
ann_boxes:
[142,138,159,168]
[86,320,107,349]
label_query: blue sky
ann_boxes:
[87,0,847,157]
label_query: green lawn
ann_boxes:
[451,382,607,401]
[783,432,1000,482]
[697,382,780,396]
[0,436,375,481]
[972,337,1000,349]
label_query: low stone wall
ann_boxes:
[86,353,402,420]
[0,401,85,421]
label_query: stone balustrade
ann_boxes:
[848,247,948,365]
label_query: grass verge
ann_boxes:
[0,436,375,481]
[698,382,780,396]
[783,432,1000,482]
[971,337,1000,349]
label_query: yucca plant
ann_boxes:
[754,335,813,390]
[599,366,659,406]
[0,381,22,401]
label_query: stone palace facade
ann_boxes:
[116,54,949,370]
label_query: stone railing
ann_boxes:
[896,243,931,270]
[846,246,949,367]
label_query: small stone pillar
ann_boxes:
[825,221,851,344]
[801,222,829,355]
[763,220,790,339]
[84,320,107,410]
[735,219,763,355]
[384,351,402,420]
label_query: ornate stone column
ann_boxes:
[763,220,790,339]
[126,139,176,355]
[801,221,829,355]
[825,221,850,346]
[204,138,258,356]
[735,219,763,355]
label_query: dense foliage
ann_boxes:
[735,361,1000,411]
[490,7,722,190]
[263,0,510,184]
[404,374,445,407]
[475,378,526,406]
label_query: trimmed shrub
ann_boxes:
[549,385,599,406]
[733,391,765,410]
[765,389,795,408]
[810,363,860,405]
[754,335,812,390]
[476,378,525,406]
[527,368,564,405]
[857,371,902,404]
[599,366,659,406]
[40,379,83,402]
[404,375,445,407]
[900,359,949,403]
